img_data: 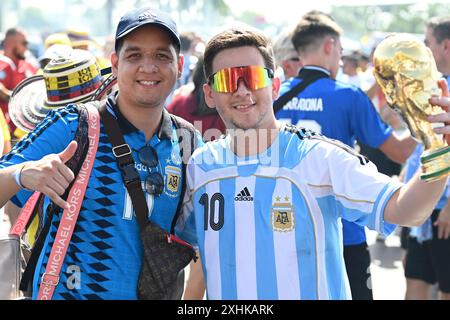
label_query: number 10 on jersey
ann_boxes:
[199,193,225,231]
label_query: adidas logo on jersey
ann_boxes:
[235,187,253,201]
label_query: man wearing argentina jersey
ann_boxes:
[276,12,418,300]
[0,7,202,299]
[177,27,449,300]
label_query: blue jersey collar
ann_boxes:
[298,66,331,78]
[105,92,173,140]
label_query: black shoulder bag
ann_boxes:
[99,106,197,300]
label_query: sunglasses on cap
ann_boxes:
[208,65,274,93]
[138,145,164,196]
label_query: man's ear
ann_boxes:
[177,54,185,80]
[281,60,290,74]
[443,39,450,54]
[203,83,216,109]
[111,52,118,76]
[271,77,281,101]
[323,37,334,55]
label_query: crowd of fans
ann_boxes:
[0,9,449,301]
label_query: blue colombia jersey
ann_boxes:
[0,94,203,300]
[276,66,393,245]
[178,125,400,300]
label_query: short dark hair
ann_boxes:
[291,13,342,55]
[180,31,196,52]
[203,27,275,79]
[191,55,217,116]
[2,28,24,47]
[427,16,450,43]
[4,28,21,39]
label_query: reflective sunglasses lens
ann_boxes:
[145,172,164,196]
[138,146,158,168]
[211,67,235,93]
[247,66,272,90]
[211,66,272,93]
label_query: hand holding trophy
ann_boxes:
[373,33,450,181]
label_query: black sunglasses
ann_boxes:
[138,145,164,196]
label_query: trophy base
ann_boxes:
[420,146,450,182]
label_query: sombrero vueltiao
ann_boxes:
[9,49,105,133]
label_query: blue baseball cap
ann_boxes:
[115,7,181,50]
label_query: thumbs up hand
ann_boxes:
[58,140,78,164]
[19,141,78,209]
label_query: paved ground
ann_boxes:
[366,229,406,300]
[0,207,9,236]
[1,207,407,300]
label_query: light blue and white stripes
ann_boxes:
[180,127,402,300]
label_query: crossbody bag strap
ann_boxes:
[9,192,42,237]
[168,115,197,235]
[19,103,93,293]
[36,103,100,300]
[98,105,148,230]
[11,102,96,238]
[273,69,329,114]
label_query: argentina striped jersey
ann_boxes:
[277,66,393,246]
[178,125,401,300]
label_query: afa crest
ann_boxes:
[165,165,181,195]
[271,197,295,232]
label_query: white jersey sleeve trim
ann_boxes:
[373,181,402,234]
[0,55,17,71]
[192,166,239,194]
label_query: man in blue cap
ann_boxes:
[0,7,202,300]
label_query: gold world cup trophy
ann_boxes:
[373,33,450,181]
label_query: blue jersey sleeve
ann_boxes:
[174,132,204,246]
[175,159,198,248]
[0,106,79,207]
[350,89,392,148]
[404,144,424,183]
